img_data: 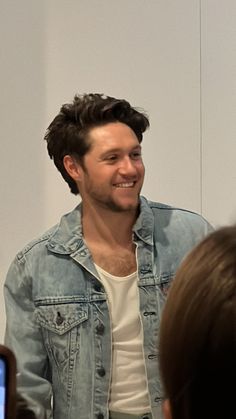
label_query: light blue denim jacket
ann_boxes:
[4,197,212,419]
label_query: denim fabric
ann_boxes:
[109,411,152,419]
[4,196,212,419]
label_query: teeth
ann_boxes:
[115,182,134,188]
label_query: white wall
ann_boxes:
[201,0,236,227]
[1,0,236,340]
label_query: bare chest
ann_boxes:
[90,246,137,277]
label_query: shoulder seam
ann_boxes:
[16,227,58,261]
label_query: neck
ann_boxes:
[81,202,139,247]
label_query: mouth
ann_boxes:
[114,182,135,188]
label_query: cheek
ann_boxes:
[137,161,145,175]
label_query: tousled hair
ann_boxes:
[159,225,236,419]
[44,93,149,194]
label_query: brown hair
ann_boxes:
[159,225,236,419]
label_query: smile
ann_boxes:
[114,182,135,188]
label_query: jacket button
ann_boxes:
[143,311,156,316]
[96,323,105,335]
[94,284,102,292]
[97,367,106,377]
[140,267,151,274]
[148,354,157,360]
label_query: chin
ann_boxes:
[114,198,139,212]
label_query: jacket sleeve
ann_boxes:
[4,253,52,419]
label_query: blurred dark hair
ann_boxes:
[159,225,236,419]
[44,93,149,194]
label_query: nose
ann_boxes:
[118,156,137,176]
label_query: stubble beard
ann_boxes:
[83,172,143,213]
[92,193,140,213]
[86,182,142,213]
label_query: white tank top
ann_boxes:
[95,264,150,414]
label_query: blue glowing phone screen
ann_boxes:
[0,358,6,419]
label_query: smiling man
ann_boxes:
[4,93,212,419]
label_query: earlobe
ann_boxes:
[162,399,172,419]
[63,155,82,181]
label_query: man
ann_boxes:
[4,93,212,419]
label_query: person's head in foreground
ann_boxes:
[159,225,236,419]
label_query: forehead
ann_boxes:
[88,122,140,152]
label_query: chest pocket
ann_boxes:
[35,303,88,366]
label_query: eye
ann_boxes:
[105,155,118,163]
[130,150,142,160]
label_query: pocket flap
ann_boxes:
[35,303,88,335]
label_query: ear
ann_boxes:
[163,399,172,419]
[63,155,83,182]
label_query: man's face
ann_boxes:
[77,122,145,212]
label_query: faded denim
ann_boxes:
[4,197,212,419]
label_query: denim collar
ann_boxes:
[47,196,154,255]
